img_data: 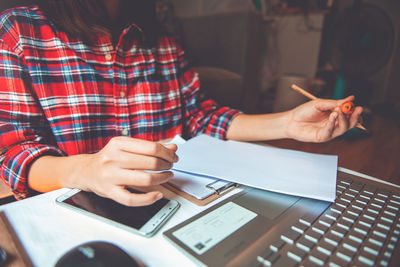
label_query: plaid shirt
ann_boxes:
[0,6,239,199]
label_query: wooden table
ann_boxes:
[264,114,400,186]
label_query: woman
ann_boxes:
[0,0,362,206]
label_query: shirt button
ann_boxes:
[105,53,112,61]
[121,128,129,136]
[119,91,126,98]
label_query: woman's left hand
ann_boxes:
[285,95,363,143]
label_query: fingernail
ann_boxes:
[156,193,163,200]
[174,154,179,162]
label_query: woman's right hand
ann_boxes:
[69,137,179,206]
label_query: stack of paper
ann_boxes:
[172,135,338,202]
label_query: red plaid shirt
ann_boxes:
[0,6,239,199]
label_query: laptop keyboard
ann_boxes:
[253,177,400,267]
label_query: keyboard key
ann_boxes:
[359,194,371,200]
[287,247,307,262]
[259,248,274,260]
[344,192,356,198]
[374,197,386,204]
[386,204,399,211]
[312,223,329,235]
[376,190,390,198]
[354,223,370,236]
[305,229,323,243]
[383,250,393,258]
[379,259,390,267]
[383,210,396,217]
[259,251,280,266]
[336,247,355,262]
[367,206,380,214]
[296,236,315,252]
[329,255,350,267]
[351,203,363,211]
[347,207,361,217]
[362,212,377,221]
[319,217,335,227]
[309,249,329,266]
[349,182,364,193]
[357,251,377,266]
[316,240,335,256]
[337,184,346,190]
[358,219,373,228]
[342,214,357,224]
[302,258,324,267]
[330,205,345,214]
[281,229,301,244]
[389,199,400,206]
[324,210,340,221]
[348,231,365,243]
[355,198,368,206]
[380,216,394,224]
[339,178,352,185]
[299,212,320,227]
[272,255,297,267]
[269,239,286,252]
[362,185,377,195]
[340,195,353,203]
[331,226,347,238]
[337,218,352,230]
[363,244,381,256]
[368,236,384,247]
[342,237,361,253]
[291,222,308,234]
[372,227,390,238]
[324,232,342,246]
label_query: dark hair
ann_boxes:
[35,0,164,46]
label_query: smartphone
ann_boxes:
[56,188,180,237]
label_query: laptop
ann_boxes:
[164,170,400,267]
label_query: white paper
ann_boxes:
[1,187,243,267]
[167,135,234,200]
[174,135,338,202]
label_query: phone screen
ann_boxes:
[60,189,170,230]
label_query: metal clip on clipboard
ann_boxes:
[206,180,237,195]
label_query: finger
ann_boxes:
[116,169,173,187]
[317,112,337,142]
[314,99,342,112]
[349,106,363,129]
[338,95,355,104]
[334,107,350,137]
[117,150,174,170]
[110,187,163,207]
[314,96,356,112]
[111,137,178,163]
[164,143,178,152]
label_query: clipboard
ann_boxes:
[163,169,238,206]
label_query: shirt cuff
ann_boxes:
[1,142,65,200]
[204,107,241,140]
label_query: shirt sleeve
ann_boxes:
[176,43,241,140]
[0,40,65,200]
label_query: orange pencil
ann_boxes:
[290,84,367,131]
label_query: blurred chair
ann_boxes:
[169,4,265,112]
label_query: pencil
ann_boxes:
[290,84,367,131]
